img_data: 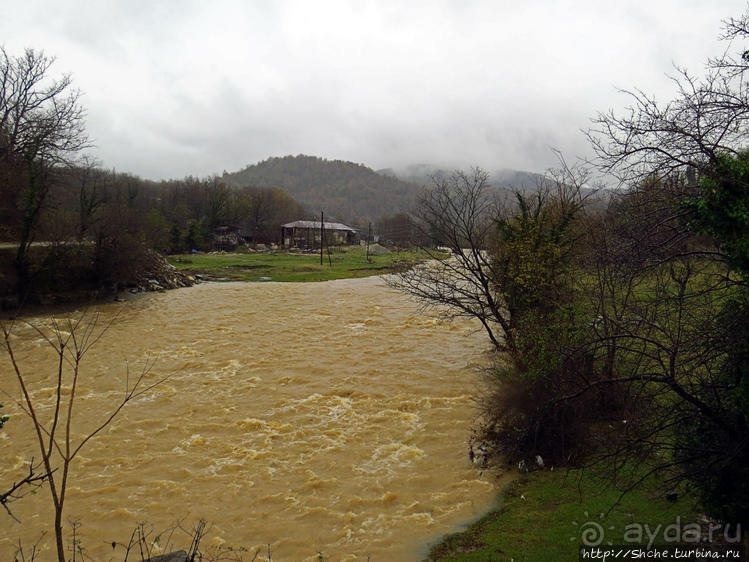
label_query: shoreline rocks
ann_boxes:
[127,250,195,293]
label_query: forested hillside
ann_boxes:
[221,155,420,225]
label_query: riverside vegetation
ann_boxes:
[408,9,749,559]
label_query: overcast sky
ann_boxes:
[2,0,747,180]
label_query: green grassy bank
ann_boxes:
[168,247,431,282]
[427,469,703,562]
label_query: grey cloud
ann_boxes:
[1,0,745,179]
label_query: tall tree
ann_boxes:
[0,48,87,289]
[583,7,749,523]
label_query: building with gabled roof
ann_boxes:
[281,220,357,249]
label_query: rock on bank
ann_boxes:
[130,250,195,292]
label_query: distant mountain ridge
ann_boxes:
[221,155,549,225]
[378,164,547,190]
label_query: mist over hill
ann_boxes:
[378,164,547,190]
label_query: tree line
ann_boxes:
[0,47,308,297]
[391,8,749,531]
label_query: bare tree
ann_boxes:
[387,162,591,363]
[586,11,749,183]
[71,156,107,242]
[562,182,749,522]
[0,47,88,288]
[2,312,165,561]
[376,212,423,248]
[386,168,511,352]
[580,10,749,509]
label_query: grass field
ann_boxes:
[167,247,432,282]
[426,468,703,562]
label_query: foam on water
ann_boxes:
[0,277,496,560]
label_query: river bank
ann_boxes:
[426,468,703,561]
[0,245,194,310]
[0,245,429,310]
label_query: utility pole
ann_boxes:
[366,221,371,262]
[320,211,324,266]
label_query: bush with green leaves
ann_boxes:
[686,152,749,277]
[474,187,610,465]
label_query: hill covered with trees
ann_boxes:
[221,155,421,226]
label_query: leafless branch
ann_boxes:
[0,459,54,522]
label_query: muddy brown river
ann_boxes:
[0,277,495,560]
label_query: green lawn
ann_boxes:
[167,247,431,282]
[426,468,702,562]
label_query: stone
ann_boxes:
[148,551,188,562]
[367,243,391,255]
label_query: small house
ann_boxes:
[281,220,357,249]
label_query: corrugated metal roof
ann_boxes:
[282,221,357,232]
